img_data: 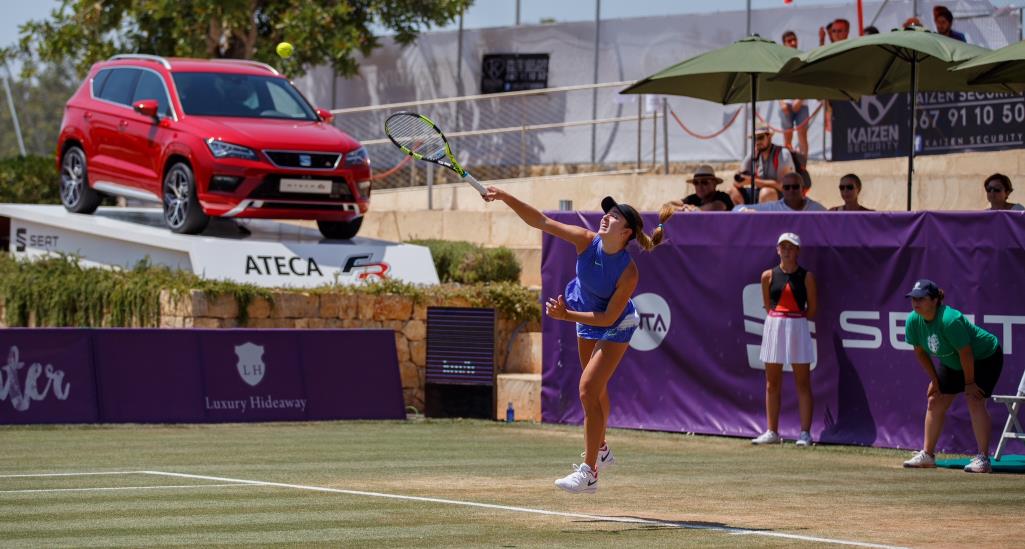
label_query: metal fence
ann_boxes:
[330,81,667,192]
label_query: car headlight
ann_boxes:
[344,147,369,167]
[357,180,371,198]
[206,138,258,161]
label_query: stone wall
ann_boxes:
[157,290,541,413]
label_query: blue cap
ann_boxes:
[905,279,940,298]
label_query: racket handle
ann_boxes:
[463,172,487,195]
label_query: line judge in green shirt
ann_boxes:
[900,279,1003,474]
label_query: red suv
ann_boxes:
[57,54,371,239]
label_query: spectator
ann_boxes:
[663,164,733,212]
[863,25,880,35]
[934,6,967,42]
[736,173,827,212]
[779,31,810,156]
[819,19,850,46]
[729,126,794,205]
[901,280,1003,474]
[983,173,1024,211]
[751,232,818,447]
[829,174,874,211]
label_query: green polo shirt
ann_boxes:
[905,305,999,370]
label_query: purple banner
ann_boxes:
[1,329,404,424]
[542,211,1025,454]
[0,330,98,424]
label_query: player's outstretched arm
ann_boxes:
[484,185,593,254]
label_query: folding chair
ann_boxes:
[992,367,1025,461]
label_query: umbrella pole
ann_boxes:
[750,73,757,205]
[906,58,918,212]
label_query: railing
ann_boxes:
[330,80,668,194]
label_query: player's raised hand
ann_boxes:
[483,185,506,203]
[545,295,568,320]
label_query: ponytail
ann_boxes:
[636,204,676,252]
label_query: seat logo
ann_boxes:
[299,154,312,167]
[629,293,670,352]
[235,342,265,386]
[14,228,25,252]
[742,284,817,371]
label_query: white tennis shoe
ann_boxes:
[964,454,992,473]
[580,444,616,468]
[795,431,813,447]
[751,430,781,445]
[555,463,598,494]
[902,450,936,468]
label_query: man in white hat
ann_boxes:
[662,164,734,213]
[728,126,795,206]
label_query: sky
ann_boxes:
[1,0,1021,50]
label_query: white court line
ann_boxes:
[0,483,252,494]
[0,471,146,478]
[144,470,907,549]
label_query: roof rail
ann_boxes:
[215,59,280,76]
[109,54,172,69]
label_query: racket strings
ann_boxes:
[387,115,447,161]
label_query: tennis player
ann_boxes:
[752,232,818,447]
[483,186,666,493]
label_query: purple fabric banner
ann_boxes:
[542,211,1025,454]
[0,330,98,424]
[1,329,404,424]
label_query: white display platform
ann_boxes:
[0,205,439,287]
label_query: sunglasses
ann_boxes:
[986,186,1005,193]
[693,178,717,185]
[782,184,801,191]
[839,184,856,191]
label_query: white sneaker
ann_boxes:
[902,450,936,468]
[795,431,813,447]
[580,444,616,468]
[751,430,781,445]
[554,463,598,493]
[964,454,992,474]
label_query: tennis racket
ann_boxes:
[384,111,487,195]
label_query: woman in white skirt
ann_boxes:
[752,232,818,446]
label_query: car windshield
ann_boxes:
[172,72,318,120]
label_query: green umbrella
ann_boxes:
[774,27,997,211]
[950,40,1025,91]
[621,35,854,205]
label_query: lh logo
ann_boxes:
[235,342,265,386]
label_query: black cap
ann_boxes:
[905,279,940,298]
[601,196,642,241]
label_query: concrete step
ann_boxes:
[505,332,541,374]
[495,373,541,422]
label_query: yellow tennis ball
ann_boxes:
[276,42,294,59]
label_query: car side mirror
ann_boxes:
[133,99,160,120]
[316,108,334,124]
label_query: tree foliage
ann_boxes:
[15,0,472,79]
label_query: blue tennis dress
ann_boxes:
[563,236,639,343]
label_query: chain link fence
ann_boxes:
[331,81,667,191]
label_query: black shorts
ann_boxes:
[936,346,1003,397]
[739,186,781,204]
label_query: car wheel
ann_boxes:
[317,217,363,240]
[60,146,102,214]
[162,162,209,234]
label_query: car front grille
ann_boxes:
[249,175,355,201]
[263,150,341,169]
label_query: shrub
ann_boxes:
[455,246,520,284]
[0,155,60,204]
[410,239,521,284]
